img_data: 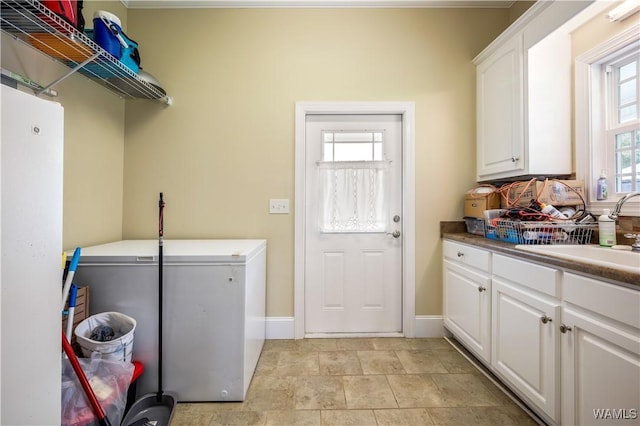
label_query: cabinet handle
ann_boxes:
[457,251,464,257]
[478,286,487,292]
[540,315,552,324]
[559,324,572,333]
[511,156,519,162]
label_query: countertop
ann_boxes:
[441,224,639,289]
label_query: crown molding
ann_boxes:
[122,0,516,9]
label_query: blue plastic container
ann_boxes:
[93,10,122,59]
[71,29,122,79]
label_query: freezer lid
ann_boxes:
[72,239,266,264]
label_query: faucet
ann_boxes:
[608,192,640,220]
[608,192,640,252]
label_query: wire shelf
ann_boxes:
[485,219,597,245]
[1,0,171,104]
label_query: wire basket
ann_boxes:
[485,219,597,245]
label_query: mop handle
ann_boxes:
[62,332,112,426]
[61,247,81,311]
[159,192,164,238]
[157,192,165,402]
[65,284,78,341]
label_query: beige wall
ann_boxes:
[509,1,536,24]
[572,2,639,58]
[123,8,509,317]
[1,1,128,251]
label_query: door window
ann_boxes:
[318,130,390,233]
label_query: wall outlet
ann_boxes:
[269,199,289,214]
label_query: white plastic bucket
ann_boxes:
[75,312,136,362]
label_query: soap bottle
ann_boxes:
[598,209,616,247]
[540,203,569,219]
[596,170,608,200]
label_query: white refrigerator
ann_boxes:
[73,239,267,402]
[1,85,64,425]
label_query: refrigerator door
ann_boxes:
[1,85,63,425]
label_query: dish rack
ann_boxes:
[485,219,597,245]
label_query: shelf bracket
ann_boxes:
[35,52,101,97]
[1,67,57,97]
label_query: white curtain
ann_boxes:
[317,161,391,233]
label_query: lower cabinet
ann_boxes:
[443,259,491,362]
[560,273,640,426]
[492,277,561,424]
[443,241,491,362]
[442,239,640,426]
[491,253,561,424]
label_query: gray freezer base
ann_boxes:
[73,240,266,402]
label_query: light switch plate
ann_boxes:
[269,199,289,214]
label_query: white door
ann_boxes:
[443,259,491,362]
[1,86,63,425]
[476,34,524,180]
[304,114,402,334]
[492,279,561,423]
[561,307,640,426]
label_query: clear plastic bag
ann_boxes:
[61,354,134,426]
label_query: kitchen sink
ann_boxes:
[515,244,640,274]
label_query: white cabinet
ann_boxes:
[476,34,524,178]
[561,273,640,426]
[492,255,561,424]
[442,239,639,426]
[473,1,591,181]
[443,241,492,362]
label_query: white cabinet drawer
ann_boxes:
[443,240,491,273]
[564,273,640,330]
[493,254,559,297]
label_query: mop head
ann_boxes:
[90,325,115,341]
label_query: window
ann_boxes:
[317,130,390,233]
[575,15,640,214]
[322,131,384,162]
[606,53,640,192]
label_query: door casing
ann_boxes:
[294,101,416,339]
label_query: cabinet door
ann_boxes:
[443,259,491,362]
[492,278,560,423]
[561,307,640,426]
[476,34,524,180]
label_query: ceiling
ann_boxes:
[122,0,517,8]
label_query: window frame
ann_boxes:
[575,22,640,216]
[606,48,640,194]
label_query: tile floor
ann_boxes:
[171,337,539,425]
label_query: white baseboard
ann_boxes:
[265,317,295,339]
[265,316,445,339]
[414,315,445,337]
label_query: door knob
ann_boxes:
[478,286,487,292]
[540,315,552,324]
[559,324,572,333]
[392,230,401,238]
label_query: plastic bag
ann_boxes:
[61,354,134,426]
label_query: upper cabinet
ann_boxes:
[0,0,172,105]
[473,1,593,182]
[476,34,524,180]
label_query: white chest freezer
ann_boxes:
[72,239,267,402]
